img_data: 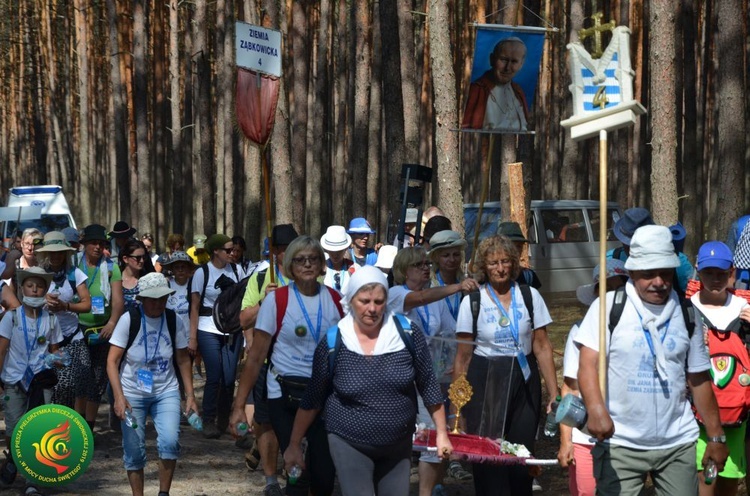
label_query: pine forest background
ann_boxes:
[0,0,748,260]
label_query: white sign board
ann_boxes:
[0,206,43,222]
[235,22,282,78]
[561,26,646,141]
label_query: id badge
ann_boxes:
[21,366,34,392]
[91,296,106,315]
[136,369,154,393]
[516,350,532,382]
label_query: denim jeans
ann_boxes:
[196,330,242,421]
[121,389,181,471]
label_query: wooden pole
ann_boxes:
[261,145,275,285]
[468,134,495,275]
[598,130,608,396]
[508,161,529,267]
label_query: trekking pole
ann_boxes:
[598,130,608,397]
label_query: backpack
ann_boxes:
[692,309,750,427]
[607,285,695,338]
[189,263,239,317]
[469,284,534,340]
[325,313,416,375]
[212,276,251,334]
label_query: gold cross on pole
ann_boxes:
[578,12,616,59]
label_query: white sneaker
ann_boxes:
[532,478,542,491]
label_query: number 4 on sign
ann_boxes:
[593,86,609,109]
[258,58,262,65]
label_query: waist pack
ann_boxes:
[693,309,750,427]
[275,373,310,410]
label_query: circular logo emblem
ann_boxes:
[294,325,307,337]
[30,200,46,207]
[11,405,94,487]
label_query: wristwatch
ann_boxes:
[707,435,727,444]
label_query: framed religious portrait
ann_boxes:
[461,25,546,134]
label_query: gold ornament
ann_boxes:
[448,374,474,434]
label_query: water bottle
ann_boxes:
[703,459,717,485]
[288,465,302,485]
[186,409,203,431]
[124,409,138,429]
[543,395,562,437]
[236,422,248,436]
[43,351,71,368]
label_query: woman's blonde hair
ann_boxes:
[392,246,427,285]
[281,235,326,279]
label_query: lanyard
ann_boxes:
[275,266,287,286]
[349,248,365,266]
[403,285,431,335]
[140,309,165,363]
[292,283,323,343]
[436,272,460,321]
[20,307,42,362]
[486,283,520,346]
[81,257,101,289]
[636,311,670,363]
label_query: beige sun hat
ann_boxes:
[36,231,76,253]
[136,272,176,299]
[16,266,54,290]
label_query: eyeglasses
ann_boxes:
[411,261,432,269]
[292,256,320,266]
[128,255,145,262]
[23,238,43,249]
[333,272,341,291]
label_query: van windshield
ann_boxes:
[6,215,72,236]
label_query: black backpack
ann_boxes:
[608,285,695,338]
[212,275,251,334]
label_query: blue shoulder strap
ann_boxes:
[326,325,341,376]
[393,314,416,359]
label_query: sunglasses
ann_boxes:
[292,256,320,266]
[411,261,432,269]
[128,255,145,262]
[220,247,233,254]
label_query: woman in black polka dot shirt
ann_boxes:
[283,266,453,495]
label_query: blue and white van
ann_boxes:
[2,185,77,247]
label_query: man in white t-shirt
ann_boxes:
[576,225,727,495]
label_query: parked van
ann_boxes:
[464,200,622,293]
[2,185,77,246]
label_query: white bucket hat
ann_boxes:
[136,272,176,299]
[320,225,352,252]
[623,225,680,271]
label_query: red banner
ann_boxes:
[236,68,280,146]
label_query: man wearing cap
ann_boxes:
[320,225,355,294]
[576,225,727,495]
[691,241,750,495]
[238,223,298,495]
[498,221,541,290]
[186,234,210,266]
[346,218,378,267]
[108,221,137,261]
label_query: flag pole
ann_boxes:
[598,130,608,397]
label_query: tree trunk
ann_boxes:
[648,0,680,225]
[428,0,463,234]
[290,0,309,229]
[74,0,91,224]
[714,0,746,238]
[193,0,215,234]
[134,0,151,232]
[350,0,371,218]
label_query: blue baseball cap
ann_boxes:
[697,241,733,271]
[347,217,376,235]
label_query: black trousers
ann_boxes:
[464,353,541,496]
[268,398,335,496]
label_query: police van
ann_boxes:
[2,185,77,247]
[464,200,622,293]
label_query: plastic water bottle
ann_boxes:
[124,409,138,429]
[288,465,302,485]
[236,422,248,435]
[186,409,203,431]
[703,459,717,485]
[43,351,71,368]
[543,395,562,437]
